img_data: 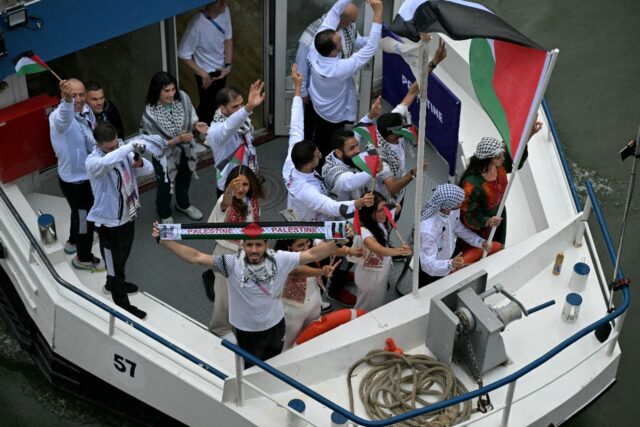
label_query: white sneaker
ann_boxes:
[160,216,175,224]
[64,241,77,254]
[176,205,203,221]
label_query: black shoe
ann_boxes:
[124,304,146,319]
[104,282,139,294]
[202,270,215,301]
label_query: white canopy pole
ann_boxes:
[411,36,431,298]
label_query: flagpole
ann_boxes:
[411,36,430,298]
[482,49,559,257]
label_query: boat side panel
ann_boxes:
[52,305,253,427]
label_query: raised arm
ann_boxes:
[318,0,352,33]
[299,240,339,265]
[153,223,215,268]
[51,80,75,134]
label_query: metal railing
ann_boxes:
[0,185,228,381]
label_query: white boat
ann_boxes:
[0,7,630,427]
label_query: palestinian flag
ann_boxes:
[389,0,541,48]
[158,221,349,241]
[392,124,418,146]
[353,123,379,148]
[352,209,362,236]
[352,149,380,177]
[13,51,48,76]
[470,39,552,163]
[382,206,398,229]
[216,143,246,172]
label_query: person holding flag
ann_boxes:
[355,78,438,216]
[419,184,492,286]
[354,191,411,311]
[203,165,263,341]
[196,81,265,198]
[322,128,376,201]
[49,78,106,273]
[459,122,542,255]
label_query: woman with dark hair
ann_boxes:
[275,238,361,351]
[141,71,206,223]
[354,191,411,312]
[458,122,542,254]
[205,165,263,340]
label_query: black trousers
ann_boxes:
[97,221,135,308]
[58,178,95,261]
[418,268,439,288]
[305,103,351,173]
[195,75,227,125]
[153,149,192,220]
[235,318,285,369]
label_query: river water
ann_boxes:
[1,1,639,425]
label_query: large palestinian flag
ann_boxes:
[470,39,551,162]
[389,0,554,164]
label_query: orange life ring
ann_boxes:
[295,308,366,345]
[461,241,503,265]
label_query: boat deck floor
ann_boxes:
[35,133,450,327]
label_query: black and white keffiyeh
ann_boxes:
[321,151,357,193]
[140,90,198,193]
[75,107,97,154]
[238,249,279,293]
[421,184,465,220]
[474,137,504,160]
[342,23,356,58]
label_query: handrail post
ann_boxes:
[608,311,626,355]
[573,196,592,247]
[500,381,517,427]
[235,353,245,406]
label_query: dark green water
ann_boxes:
[1,1,639,425]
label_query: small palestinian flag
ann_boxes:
[353,124,379,148]
[352,149,380,177]
[13,51,49,76]
[216,143,246,172]
[392,124,418,146]
[352,209,362,236]
[382,206,397,229]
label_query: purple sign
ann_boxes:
[382,51,461,176]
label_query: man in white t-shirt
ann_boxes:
[178,0,233,124]
[154,226,342,367]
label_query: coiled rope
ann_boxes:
[347,350,473,427]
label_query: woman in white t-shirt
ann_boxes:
[206,165,263,340]
[276,239,361,351]
[354,192,411,312]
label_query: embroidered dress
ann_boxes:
[354,225,391,312]
[282,271,322,351]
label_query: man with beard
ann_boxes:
[322,128,372,201]
[153,225,342,367]
[196,81,265,198]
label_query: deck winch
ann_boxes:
[426,271,528,377]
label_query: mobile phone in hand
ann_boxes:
[209,70,222,78]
